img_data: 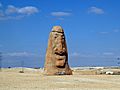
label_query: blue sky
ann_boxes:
[0,0,120,67]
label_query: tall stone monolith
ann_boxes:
[44,26,72,75]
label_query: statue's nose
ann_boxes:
[54,44,63,52]
[54,35,66,54]
[58,38,64,51]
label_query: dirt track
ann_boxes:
[0,68,120,90]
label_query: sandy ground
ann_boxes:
[0,68,120,90]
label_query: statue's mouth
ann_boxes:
[54,50,66,56]
[54,54,66,59]
[55,54,66,67]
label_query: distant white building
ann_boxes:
[106,71,114,75]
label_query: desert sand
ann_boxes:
[0,68,120,90]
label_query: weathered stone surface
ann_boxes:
[44,26,72,75]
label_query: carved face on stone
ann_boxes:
[44,26,72,75]
[51,26,67,67]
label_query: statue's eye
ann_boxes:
[54,36,57,38]
[54,33,58,38]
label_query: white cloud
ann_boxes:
[4,52,36,57]
[103,52,114,55]
[70,52,118,58]
[99,31,109,34]
[0,4,39,20]
[18,6,39,15]
[70,52,96,58]
[6,5,18,14]
[88,6,104,14]
[113,29,119,33]
[99,29,120,35]
[70,52,80,57]
[51,12,71,17]
[6,5,39,15]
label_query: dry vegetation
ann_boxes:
[0,68,120,90]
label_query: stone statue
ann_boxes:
[44,26,72,75]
